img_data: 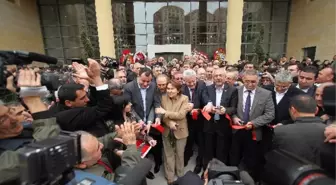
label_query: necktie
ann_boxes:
[243,90,251,123]
[214,88,222,121]
[190,89,194,102]
[214,113,220,121]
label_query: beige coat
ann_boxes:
[161,94,189,139]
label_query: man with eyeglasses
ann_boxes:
[230,69,274,182]
[173,71,184,85]
[263,70,305,126]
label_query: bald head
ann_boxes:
[156,74,168,93]
[197,68,206,81]
[317,67,334,83]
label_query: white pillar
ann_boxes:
[225,0,244,64]
[95,0,115,57]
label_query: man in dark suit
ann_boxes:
[123,67,162,177]
[49,59,116,137]
[263,70,304,125]
[294,66,318,97]
[273,95,334,167]
[182,69,212,173]
[230,69,275,180]
[205,68,238,168]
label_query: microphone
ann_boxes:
[118,158,152,185]
[13,51,58,65]
[27,52,58,64]
[0,50,58,65]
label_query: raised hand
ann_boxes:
[17,69,41,87]
[73,59,102,86]
[72,62,89,79]
[120,123,136,145]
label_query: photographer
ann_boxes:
[0,69,60,184]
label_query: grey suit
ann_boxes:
[233,86,275,141]
[230,86,274,175]
[124,80,160,123]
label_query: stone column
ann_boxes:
[225,0,244,64]
[95,0,115,57]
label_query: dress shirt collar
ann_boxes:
[243,87,256,94]
[215,84,225,91]
[296,84,309,93]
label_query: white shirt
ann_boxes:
[275,88,288,104]
[296,84,309,93]
[243,87,256,111]
[138,83,148,122]
[215,85,225,107]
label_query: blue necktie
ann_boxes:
[214,113,220,121]
[243,90,251,123]
[214,88,222,121]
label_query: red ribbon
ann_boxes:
[192,110,198,120]
[225,114,257,141]
[196,108,257,140]
[97,159,113,174]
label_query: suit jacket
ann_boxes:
[233,86,275,141]
[49,88,114,137]
[124,80,160,123]
[205,84,238,133]
[161,94,189,139]
[182,80,209,109]
[273,117,330,166]
[263,85,304,125]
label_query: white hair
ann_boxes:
[75,130,94,162]
[183,69,196,78]
[275,70,293,83]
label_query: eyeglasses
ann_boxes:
[244,80,257,84]
[275,84,290,89]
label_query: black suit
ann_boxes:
[182,80,209,167]
[49,88,114,137]
[205,84,238,166]
[263,85,304,125]
[273,117,333,166]
[124,80,162,166]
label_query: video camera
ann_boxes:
[207,159,246,185]
[18,130,152,185]
[322,85,335,118]
[172,159,249,185]
[262,149,335,185]
[101,56,119,69]
[0,50,58,88]
[19,131,81,185]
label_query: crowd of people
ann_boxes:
[0,52,335,185]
